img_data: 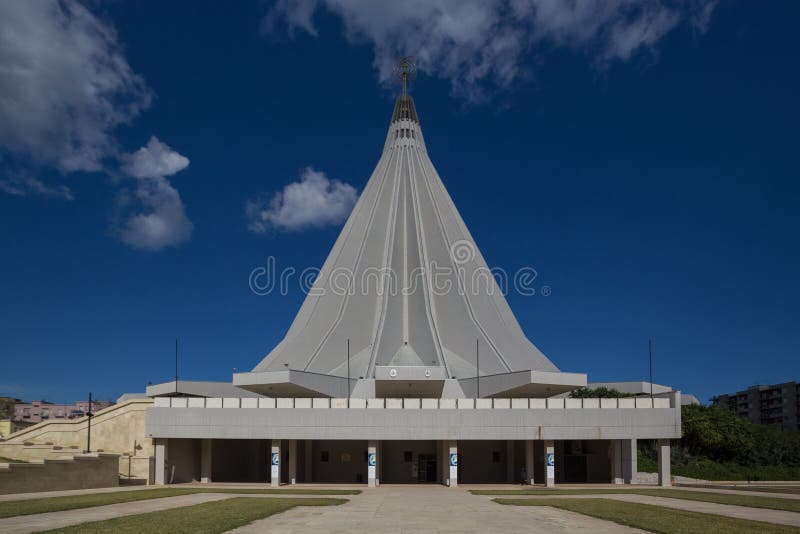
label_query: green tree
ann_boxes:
[569,387,633,399]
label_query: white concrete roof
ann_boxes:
[238,94,583,396]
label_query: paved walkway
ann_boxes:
[230,486,645,533]
[2,485,800,533]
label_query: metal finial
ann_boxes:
[393,57,417,96]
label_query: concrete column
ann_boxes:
[200,439,212,483]
[506,440,515,483]
[288,439,297,485]
[368,440,378,487]
[304,440,313,483]
[544,440,555,487]
[611,440,623,484]
[447,441,458,487]
[154,438,167,485]
[270,439,281,487]
[525,440,534,485]
[621,438,637,484]
[657,439,671,487]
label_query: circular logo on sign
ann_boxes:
[368,453,376,466]
[546,453,554,466]
[271,452,280,466]
[389,368,397,377]
[450,453,459,467]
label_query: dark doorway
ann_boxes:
[418,454,437,483]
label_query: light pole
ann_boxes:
[85,392,93,453]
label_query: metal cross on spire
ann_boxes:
[393,57,417,96]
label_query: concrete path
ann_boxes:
[0,493,235,534]
[229,486,645,533]
[512,493,800,528]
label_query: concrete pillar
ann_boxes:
[270,439,281,487]
[368,440,378,487]
[544,440,555,487]
[288,439,297,485]
[506,440,515,483]
[657,439,671,487]
[525,440,534,485]
[611,440,623,484]
[200,439,212,483]
[304,440,313,483]
[154,438,167,485]
[621,438,637,484]
[448,440,458,487]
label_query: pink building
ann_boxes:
[13,400,113,423]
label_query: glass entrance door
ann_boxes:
[417,454,437,483]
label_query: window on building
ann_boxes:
[320,451,329,462]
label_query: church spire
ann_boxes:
[393,56,416,97]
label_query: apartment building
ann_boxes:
[712,382,799,431]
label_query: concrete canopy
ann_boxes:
[235,94,586,398]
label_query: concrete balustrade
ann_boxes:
[156,396,676,410]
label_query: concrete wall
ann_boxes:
[557,440,612,483]
[1,399,154,483]
[147,398,681,441]
[311,440,367,483]
[459,440,509,483]
[0,453,119,494]
[166,438,200,484]
[211,439,268,483]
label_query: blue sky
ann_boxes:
[0,1,797,404]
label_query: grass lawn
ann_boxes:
[494,498,799,534]
[0,487,360,519]
[0,456,26,463]
[682,485,800,496]
[38,496,347,534]
[470,488,800,513]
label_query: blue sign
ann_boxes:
[271,452,280,466]
[368,453,376,466]
[450,453,458,467]
[546,453,555,466]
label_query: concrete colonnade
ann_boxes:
[153,437,671,487]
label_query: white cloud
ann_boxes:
[265,0,717,100]
[116,138,193,251]
[121,137,190,179]
[0,1,152,172]
[246,167,358,233]
[0,174,74,200]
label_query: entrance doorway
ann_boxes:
[418,454,437,483]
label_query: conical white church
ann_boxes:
[145,83,681,488]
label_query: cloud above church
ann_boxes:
[114,137,193,251]
[0,2,195,252]
[0,174,74,201]
[246,167,358,233]
[0,1,152,173]
[264,0,717,101]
